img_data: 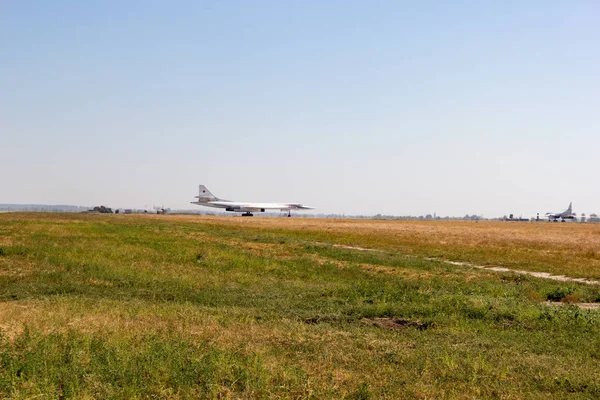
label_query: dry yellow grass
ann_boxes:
[14,213,600,278]
[151,215,600,279]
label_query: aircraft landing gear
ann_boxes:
[288,210,291,218]
[242,212,254,217]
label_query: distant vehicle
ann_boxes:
[504,214,528,222]
[191,185,314,217]
[153,205,169,215]
[545,202,576,222]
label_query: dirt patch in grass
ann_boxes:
[331,244,383,252]
[306,253,347,268]
[0,258,35,277]
[356,263,398,274]
[303,315,355,325]
[0,301,33,340]
[363,317,433,331]
[238,241,294,260]
[86,278,114,287]
[307,253,404,275]
[543,301,600,310]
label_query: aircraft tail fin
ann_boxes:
[195,185,218,202]
[567,202,572,213]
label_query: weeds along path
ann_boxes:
[321,242,600,286]
[425,258,600,286]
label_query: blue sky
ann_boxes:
[1,1,599,216]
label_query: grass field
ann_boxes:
[0,213,599,399]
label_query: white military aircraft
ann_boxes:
[191,185,314,217]
[545,202,576,222]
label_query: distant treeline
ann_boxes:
[2,205,600,222]
[0,204,86,212]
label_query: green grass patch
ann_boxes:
[0,213,598,398]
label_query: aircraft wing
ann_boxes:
[208,202,313,211]
[283,204,315,210]
[238,202,314,211]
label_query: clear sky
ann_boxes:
[1,1,599,217]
